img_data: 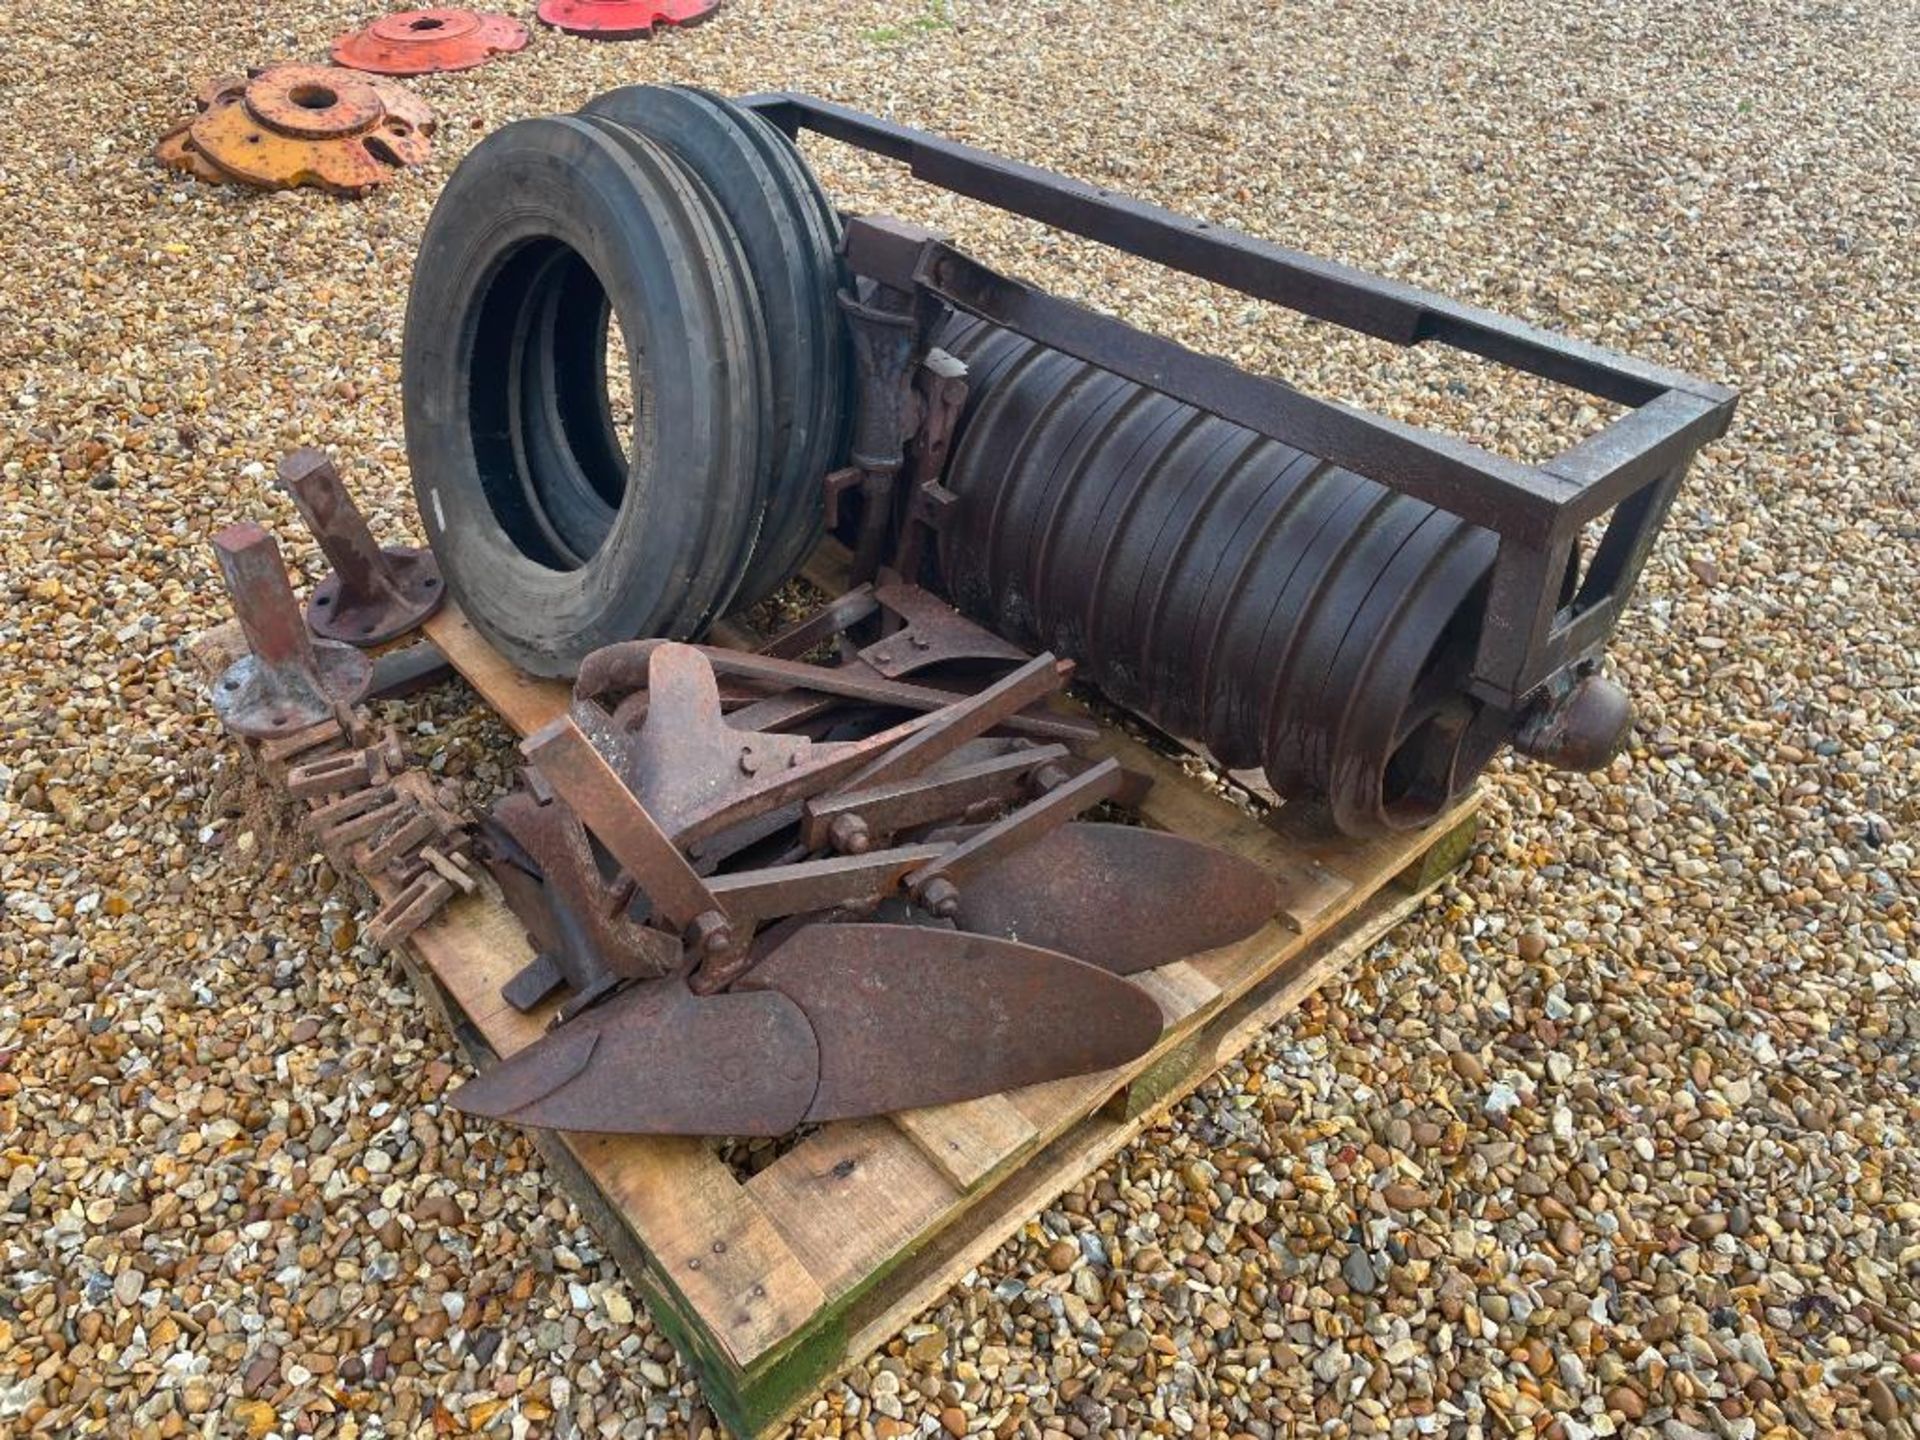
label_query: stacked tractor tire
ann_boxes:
[404,88,849,666]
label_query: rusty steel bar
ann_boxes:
[520,716,723,932]
[210,522,373,739]
[740,93,1737,411]
[840,652,1063,791]
[578,641,1097,745]
[801,744,1071,852]
[278,449,444,646]
[757,585,879,659]
[905,757,1124,913]
[704,843,948,923]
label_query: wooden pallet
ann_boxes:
[203,602,1478,1438]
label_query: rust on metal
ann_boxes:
[578,640,1095,746]
[408,89,1730,833]
[451,976,820,1136]
[450,712,1261,1135]
[157,65,434,196]
[586,643,841,840]
[418,845,479,893]
[366,871,455,947]
[435,574,1270,1138]
[856,579,1026,679]
[332,8,529,75]
[439,625,1274,1136]
[482,801,683,1019]
[258,707,364,768]
[454,923,1163,1136]
[535,0,720,38]
[953,823,1280,975]
[800,744,1070,851]
[519,714,723,933]
[573,644,1022,855]
[702,844,949,925]
[209,522,372,739]
[311,787,408,849]
[364,809,441,871]
[742,925,1165,1123]
[278,449,444,645]
[757,585,880,660]
[905,757,1125,903]
[204,621,477,948]
[840,652,1063,791]
[381,84,1741,1135]
[286,747,384,800]
[1512,671,1633,772]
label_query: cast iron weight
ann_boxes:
[278,448,444,646]
[209,522,373,739]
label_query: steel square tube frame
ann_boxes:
[742,93,1738,708]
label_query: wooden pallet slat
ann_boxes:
[891,1093,1038,1191]
[747,1117,960,1301]
[581,1132,829,1366]
[199,593,1478,1438]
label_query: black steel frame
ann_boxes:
[742,93,1738,710]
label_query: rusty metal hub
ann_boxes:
[332,8,530,74]
[535,0,720,38]
[156,65,434,196]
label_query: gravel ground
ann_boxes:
[3,0,1917,1437]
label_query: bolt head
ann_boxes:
[916,876,960,919]
[828,814,872,855]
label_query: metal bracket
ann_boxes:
[278,448,445,647]
[209,522,372,740]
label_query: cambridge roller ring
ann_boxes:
[929,316,1557,835]
[406,88,1731,839]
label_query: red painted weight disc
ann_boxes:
[332,8,530,74]
[536,0,721,40]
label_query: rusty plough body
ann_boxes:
[460,602,1280,1135]
[204,454,1276,1135]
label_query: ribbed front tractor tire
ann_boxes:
[579,86,849,608]
[403,114,769,676]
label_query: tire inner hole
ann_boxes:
[466,238,645,573]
